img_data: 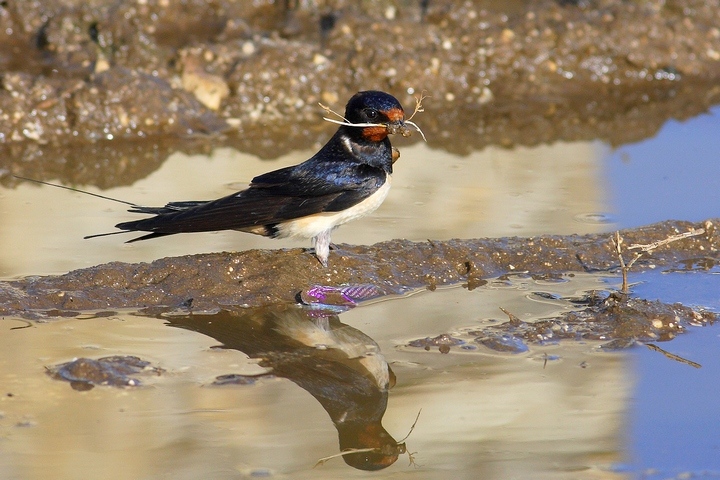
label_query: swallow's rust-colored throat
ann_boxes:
[361,106,411,142]
[362,122,410,142]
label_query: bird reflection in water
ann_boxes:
[163,304,405,470]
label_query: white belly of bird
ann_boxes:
[275,175,392,239]
[275,314,391,389]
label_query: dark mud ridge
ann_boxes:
[0,218,716,318]
[406,292,716,356]
[2,0,720,188]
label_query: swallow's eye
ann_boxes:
[365,108,379,121]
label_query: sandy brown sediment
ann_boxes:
[1,0,719,187]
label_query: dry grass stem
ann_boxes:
[313,409,422,468]
[628,228,705,254]
[645,343,702,368]
[319,92,427,142]
[407,92,427,121]
[314,448,378,468]
[612,228,706,293]
[404,120,427,142]
[398,409,422,444]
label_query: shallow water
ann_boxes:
[1,107,719,478]
[627,271,720,479]
[0,138,611,277]
[608,109,720,227]
[0,274,626,480]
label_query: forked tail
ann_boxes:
[14,175,157,241]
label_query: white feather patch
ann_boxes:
[274,175,392,239]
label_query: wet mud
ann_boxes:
[46,355,164,391]
[2,0,720,187]
[0,218,716,317]
[406,291,717,354]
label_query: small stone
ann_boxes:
[181,58,230,111]
[241,41,256,56]
[500,28,515,42]
[313,53,329,65]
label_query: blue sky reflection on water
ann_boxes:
[607,106,720,228]
[628,320,720,477]
[606,105,720,477]
[623,266,720,477]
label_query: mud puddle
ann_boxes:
[0,0,719,476]
[617,270,720,478]
[1,10,719,473]
[1,271,718,478]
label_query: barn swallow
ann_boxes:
[87,91,414,266]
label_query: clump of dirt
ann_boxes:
[46,355,164,391]
[405,291,716,354]
[489,292,715,348]
[408,334,467,354]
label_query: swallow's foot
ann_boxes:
[312,229,332,267]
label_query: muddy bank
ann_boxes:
[0,218,715,318]
[1,0,720,187]
[406,293,717,355]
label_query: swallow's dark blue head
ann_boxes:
[343,91,407,142]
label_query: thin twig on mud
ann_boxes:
[627,228,706,254]
[499,306,523,326]
[645,343,702,368]
[612,228,705,293]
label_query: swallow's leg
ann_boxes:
[312,229,332,267]
[312,315,330,331]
